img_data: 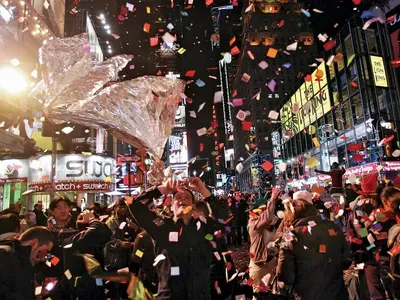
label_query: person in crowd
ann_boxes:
[20,211,37,233]
[387,197,400,299]
[126,177,216,299]
[0,226,54,300]
[130,230,158,294]
[106,198,139,240]
[248,187,279,299]
[359,185,399,300]
[0,213,21,240]
[345,183,359,206]
[276,190,351,300]
[315,162,346,194]
[47,196,76,234]
[34,201,48,226]
[59,215,113,300]
[193,200,236,299]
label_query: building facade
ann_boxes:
[278,14,400,187]
[232,0,317,191]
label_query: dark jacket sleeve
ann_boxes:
[128,188,169,243]
[276,246,296,286]
[65,220,112,253]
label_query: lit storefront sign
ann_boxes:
[28,154,115,193]
[174,106,186,128]
[169,131,188,164]
[370,55,388,87]
[0,159,29,183]
[317,161,400,181]
[280,62,331,139]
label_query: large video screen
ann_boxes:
[169,131,188,164]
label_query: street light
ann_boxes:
[0,67,28,93]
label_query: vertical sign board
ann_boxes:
[370,56,388,88]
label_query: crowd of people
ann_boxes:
[1,171,400,300]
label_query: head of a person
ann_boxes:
[172,188,195,218]
[391,198,400,218]
[283,191,317,227]
[49,197,71,224]
[114,198,128,219]
[24,211,37,226]
[8,204,20,214]
[19,226,54,265]
[36,200,43,211]
[331,162,339,169]
[234,191,241,201]
[0,213,21,235]
[192,201,210,220]
[381,187,400,212]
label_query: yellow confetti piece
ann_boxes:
[135,249,144,258]
[178,48,186,54]
[65,269,72,280]
[205,234,213,241]
[146,6,151,13]
[183,205,192,214]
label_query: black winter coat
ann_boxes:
[129,188,217,300]
[0,240,36,300]
[277,212,351,300]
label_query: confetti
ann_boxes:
[189,111,197,118]
[236,110,247,121]
[241,73,251,82]
[126,3,134,12]
[205,234,214,241]
[266,48,278,58]
[10,58,20,66]
[197,127,208,136]
[65,269,72,280]
[171,266,180,276]
[143,23,151,33]
[268,110,279,120]
[261,161,273,172]
[178,48,186,54]
[286,42,298,51]
[51,256,60,266]
[196,79,205,87]
[153,254,166,266]
[169,232,179,242]
[267,79,276,92]
[258,61,268,69]
[214,91,222,103]
[44,0,49,9]
[230,46,240,56]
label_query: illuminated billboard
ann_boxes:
[280,62,331,140]
[169,131,188,164]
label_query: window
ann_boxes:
[342,100,352,129]
[331,80,340,106]
[352,93,363,125]
[336,46,345,73]
[344,34,355,65]
[365,28,378,54]
[334,106,345,133]
[340,73,349,100]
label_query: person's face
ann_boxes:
[29,239,53,266]
[51,201,70,223]
[116,206,127,218]
[26,213,36,226]
[234,193,241,201]
[172,190,193,217]
[37,202,43,211]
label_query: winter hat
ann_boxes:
[293,191,313,204]
[358,173,378,195]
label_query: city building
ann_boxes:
[278,13,400,188]
[232,0,318,191]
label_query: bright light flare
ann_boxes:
[0,67,28,93]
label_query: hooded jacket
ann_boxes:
[277,207,351,300]
[128,187,217,300]
[0,239,36,300]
